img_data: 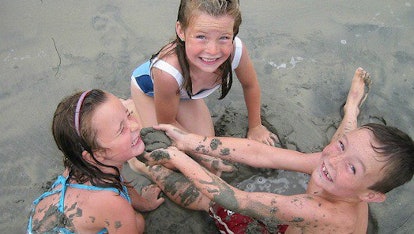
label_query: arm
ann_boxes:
[148,148,334,229]
[152,67,187,131]
[156,124,320,174]
[234,42,278,145]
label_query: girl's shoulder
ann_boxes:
[156,44,180,67]
[69,187,130,212]
[152,45,183,78]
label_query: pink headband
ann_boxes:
[74,90,91,136]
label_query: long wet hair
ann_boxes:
[151,0,242,99]
[52,89,125,193]
[362,123,414,193]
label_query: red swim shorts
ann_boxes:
[209,203,288,234]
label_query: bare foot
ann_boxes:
[343,67,372,117]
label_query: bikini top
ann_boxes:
[27,175,131,234]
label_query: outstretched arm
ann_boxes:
[146,147,334,230]
[155,124,320,174]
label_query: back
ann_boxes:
[28,175,130,233]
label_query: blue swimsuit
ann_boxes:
[27,175,131,234]
[131,36,243,100]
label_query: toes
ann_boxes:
[364,74,372,87]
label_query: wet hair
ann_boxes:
[362,123,414,193]
[52,89,124,192]
[152,0,242,99]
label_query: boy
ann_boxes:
[130,68,414,233]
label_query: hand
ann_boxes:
[139,184,165,211]
[153,124,189,150]
[144,147,183,168]
[247,124,280,146]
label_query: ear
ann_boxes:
[359,191,386,203]
[82,149,105,163]
[176,21,185,41]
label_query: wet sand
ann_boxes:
[1,0,413,233]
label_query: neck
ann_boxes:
[307,178,363,204]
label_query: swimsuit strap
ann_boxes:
[231,36,242,69]
[27,175,68,233]
[68,182,131,202]
[152,59,184,86]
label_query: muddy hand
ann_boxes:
[154,124,189,150]
[140,184,165,211]
[140,127,172,152]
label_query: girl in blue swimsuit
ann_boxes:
[27,89,164,233]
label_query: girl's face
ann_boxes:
[177,11,235,74]
[91,93,145,167]
[313,128,386,199]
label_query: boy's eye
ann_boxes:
[350,164,356,174]
[196,35,206,39]
[339,141,345,151]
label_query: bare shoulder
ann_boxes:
[76,190,137,224]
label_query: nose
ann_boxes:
[205,40,219,54]
[327,154,342,167]
[127,118,139,132]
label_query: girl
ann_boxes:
[27,89,164,233]
[131,0,278,146]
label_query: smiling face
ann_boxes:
[313,128,387,200]
[91,93,145,167]
[176,11,235,74]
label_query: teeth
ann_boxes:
[131,137,138,147]
[322,164,332,181]
[202,57,217,62]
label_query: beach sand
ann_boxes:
[1,0,413,233]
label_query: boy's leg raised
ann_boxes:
[331,67,372,143]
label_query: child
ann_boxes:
[27,90,165,233]
[130,0,278,146]
[130,68,414,233]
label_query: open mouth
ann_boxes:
[131,136,140,147]
[322,162,333,182]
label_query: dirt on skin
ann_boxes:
[140,127,172,152]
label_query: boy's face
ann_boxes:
[313,128,386,199]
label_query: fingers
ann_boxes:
[142,184,165,208]
[248,125,280,147]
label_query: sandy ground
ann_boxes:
[1,0,413,233]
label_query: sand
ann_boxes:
[1,0,413,233]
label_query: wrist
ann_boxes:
[248,123,263,131]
